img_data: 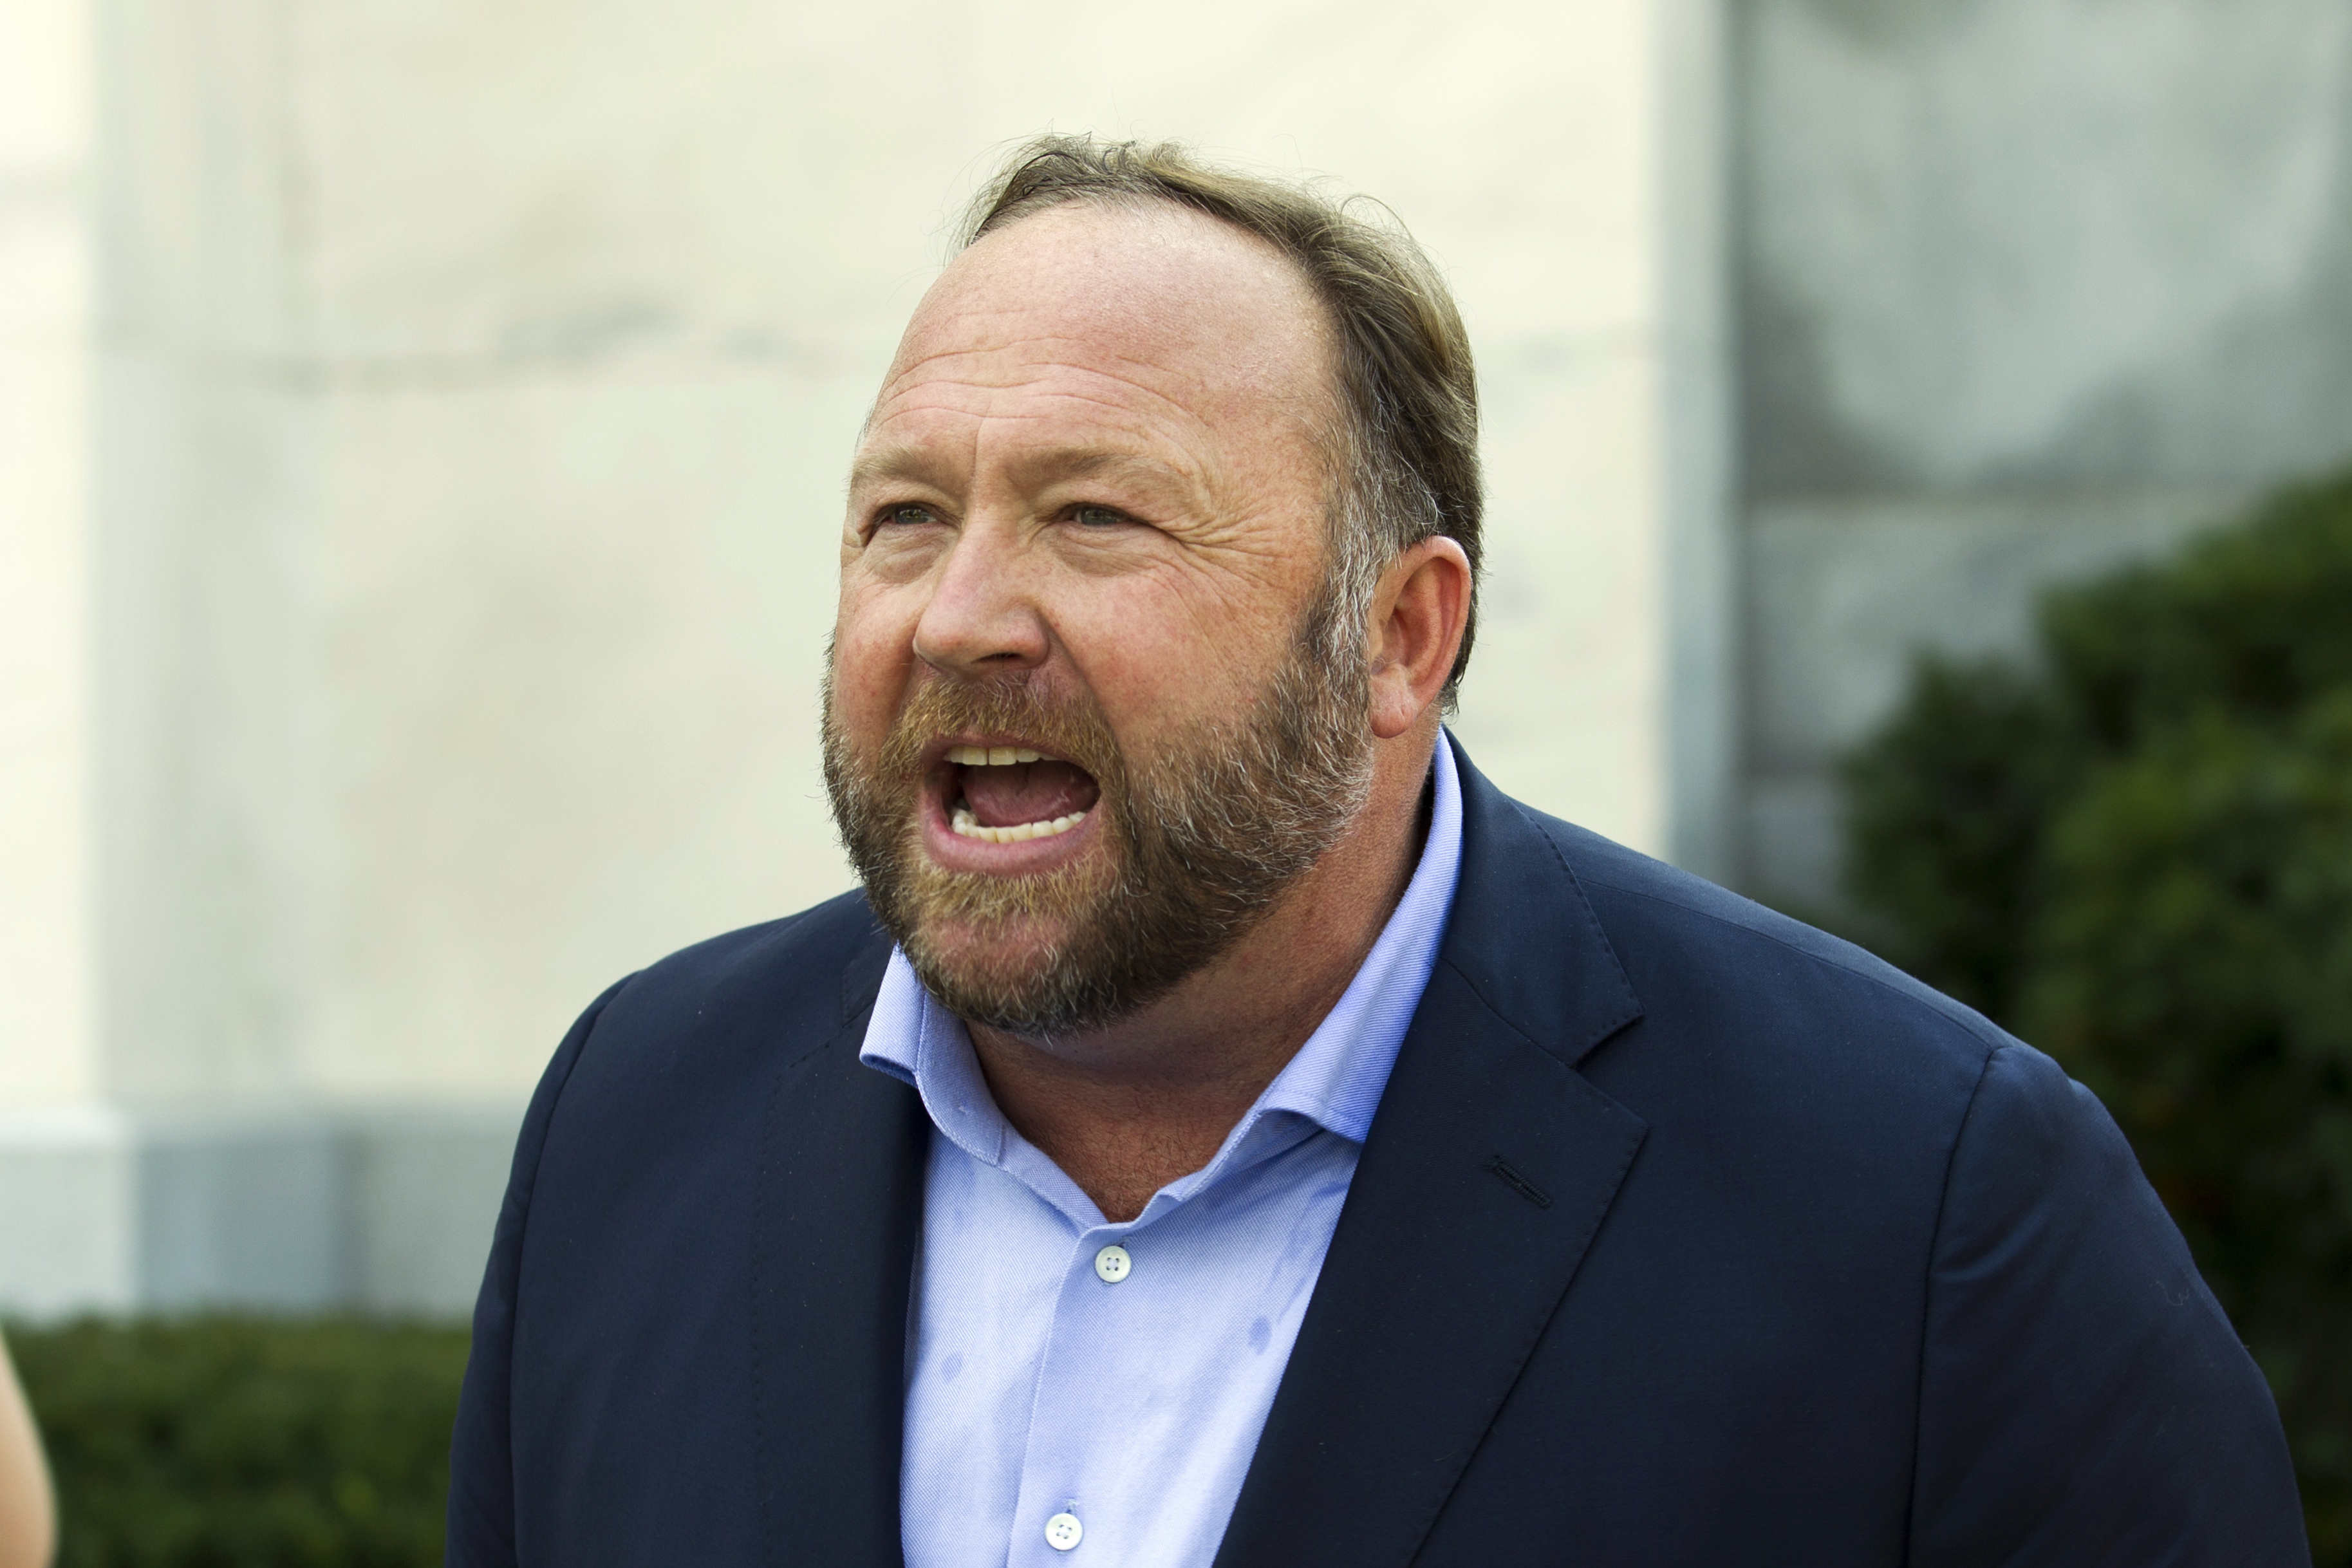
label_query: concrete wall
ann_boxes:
[1734,0,2352,907]
[0,0,1729,1312]
[0,1105,514,1314]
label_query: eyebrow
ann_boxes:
[845,444,947,496]
[846,443,1199,501]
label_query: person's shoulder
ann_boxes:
[1469,798,2031,1258]
[1468,797,2013,1157]
[590,888,891,1047]
[1524,802,2003,1053]
[514,889,891,1161]
[633,887,882,989]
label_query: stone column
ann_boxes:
[0,0,139,1314]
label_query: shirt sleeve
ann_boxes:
[1908,1040,2310,1567]
[444,977,628,1568]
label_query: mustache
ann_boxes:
[875,670,1126,794]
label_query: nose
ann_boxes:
[911,517,1051,678]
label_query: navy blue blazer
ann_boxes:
[448,739,2308,1565]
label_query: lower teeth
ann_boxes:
[951,803,1088,845]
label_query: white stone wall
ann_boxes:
[0,0,1727,1310]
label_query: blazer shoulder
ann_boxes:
[1464,794,2024,1278]
[1511,800,2011,1067]
[595,886,893,1043]
[517,888,897,1225]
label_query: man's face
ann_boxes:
[824,202,1373,1036]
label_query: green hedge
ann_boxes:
[1843,469,2352,1562]
[9,1318,469,1568]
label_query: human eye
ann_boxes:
[861,501,953,544]
[1070,504,1132,529]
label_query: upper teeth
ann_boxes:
[947,745,1045,766]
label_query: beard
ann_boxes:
[821,584,1374,1038]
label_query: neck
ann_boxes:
[966,722,1439,1222]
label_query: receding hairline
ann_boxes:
[960,186,1341,333]
[859,197,1352,457]
[936,196,1343,368]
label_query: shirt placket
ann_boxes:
[1002,1215,1168,1565]
[994,1112,1325,1568]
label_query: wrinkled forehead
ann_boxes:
[866,202,1342,448]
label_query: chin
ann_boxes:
[902,911,1086,1016]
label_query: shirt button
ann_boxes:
[1045,1511,1083,1551]
[1092,1244,1132,1283]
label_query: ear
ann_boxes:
[1367,536,1473,740]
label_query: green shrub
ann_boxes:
[1843,469,2352,1560]
[8,1316,469,1568]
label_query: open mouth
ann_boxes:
[942,743,1103,845]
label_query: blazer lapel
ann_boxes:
[1215,740,1650,1568]
[751,920,924,1568]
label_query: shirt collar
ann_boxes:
[860,732,1464,1195]
[1247,731,1462,1142]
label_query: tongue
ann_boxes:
[963,760,1100,828]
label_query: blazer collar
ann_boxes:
[1426,731,1644,1066]
[1214,736,1652,1568]
[751,906,919,1568]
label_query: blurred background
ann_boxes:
[3,0,2350,1559]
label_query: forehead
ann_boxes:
[861,203,1338,472]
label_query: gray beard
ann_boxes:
[821,586,1374,1038]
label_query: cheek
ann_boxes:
[830,589,920,738]
[1058,577,1294,731]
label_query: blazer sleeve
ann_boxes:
[1908,1040,2310,1567]
[444,978,630,1568]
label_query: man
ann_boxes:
[447,137,2308,1567]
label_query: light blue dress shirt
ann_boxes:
[858,736,1464,1568]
